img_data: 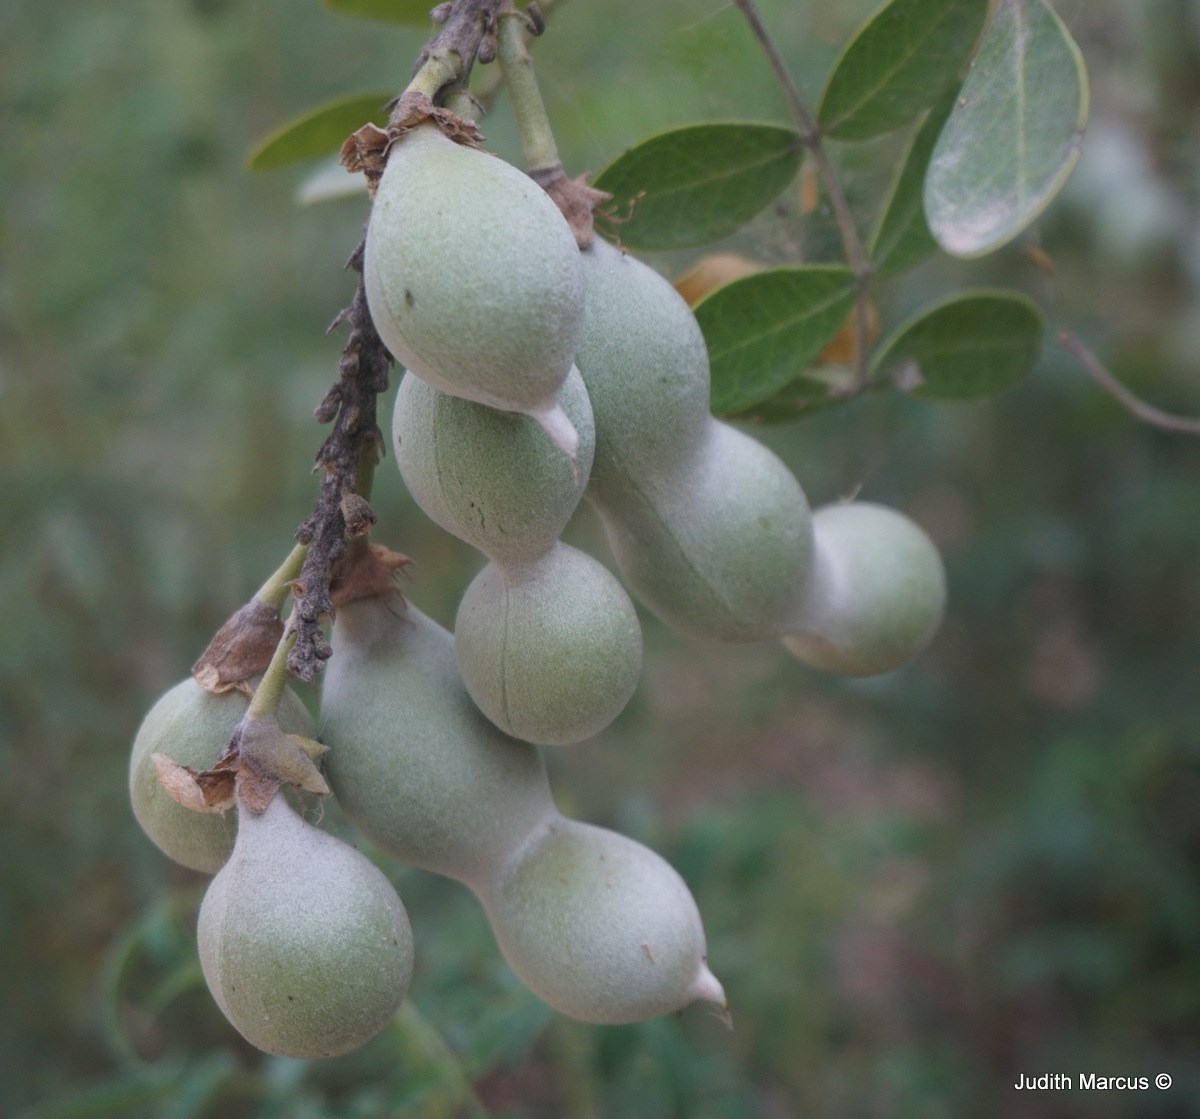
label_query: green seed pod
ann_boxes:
[481,817,726,1024]
[321,595,718,1026]
[392,350,640,744]
[576,238,712,503]
[364,124,585,455]
[321,596,556,889]
[599,422,813,643]
[454,542,643,746]
[198,793,414,1059]
[575,240,814,642]
[783,502,946,677]
[393,366,595,564]
[129,678,314,874]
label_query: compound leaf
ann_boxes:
[818,0,989,141]
[248,92,393,171]
[924,0,1089,257]
[871,290,1043,399]
[696,267,857,414]
[593,123,802,250]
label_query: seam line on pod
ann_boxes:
[428,389,462,543]
[498,567,514,733]
[601,448,744,630]
[475,812,559,904]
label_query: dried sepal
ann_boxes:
[340,93,484,197]
[331,542,413,607]
[156,713,329,818]
[238,716,330,800]
[531,165,613,249]
[191,598,285,696]
[315,385,343,424]
[151,753,236,814]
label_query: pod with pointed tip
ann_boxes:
[392,364,642,746]
[782,502,946,676]
[393,366,594,565]
[128,678,314,874]
[198,793,414,1059]
[455,542,643,746]
[320,596,556,890]
[365,123,585,455]
[321,594,724,1024]
[575,238,813,643]
[481,817,725,1025]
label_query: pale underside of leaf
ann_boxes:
[924,0,1088,258]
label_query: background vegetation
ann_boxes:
[2,0,1199,1114]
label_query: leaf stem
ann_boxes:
[247,617,298,721]
[1057,330,1200,436]
[254,543,308,610]
[731,0,873,389]
[497,7,561,174]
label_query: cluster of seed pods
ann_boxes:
[128,118,947,1060]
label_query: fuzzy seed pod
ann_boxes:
[576,238,814,643]
[320,596,556,890]
[599,422,813,643]
[393,357,641,745]
[198,794,413,1059]
[364,124,585,455]
[454,542,643,746]
[481,817,726,1024]
[575,236,712,504]
[783,502,946,676]
[393,366,595,564]
[129,678,314,874]
[321,594,722,1025]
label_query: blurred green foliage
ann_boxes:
[2,0,1200,1115]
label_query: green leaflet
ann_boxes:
[247,91,393,171]
[593,123,802,250]
[872,290,1043,399]
[696,267,857,415]
[818,0,988,141]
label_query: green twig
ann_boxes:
[255,543,308,610]
[497,8,560,174]
[1058,330,1200,435]
[407,0,510,106]
[732,0,873,391]
[247,618,298,721]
